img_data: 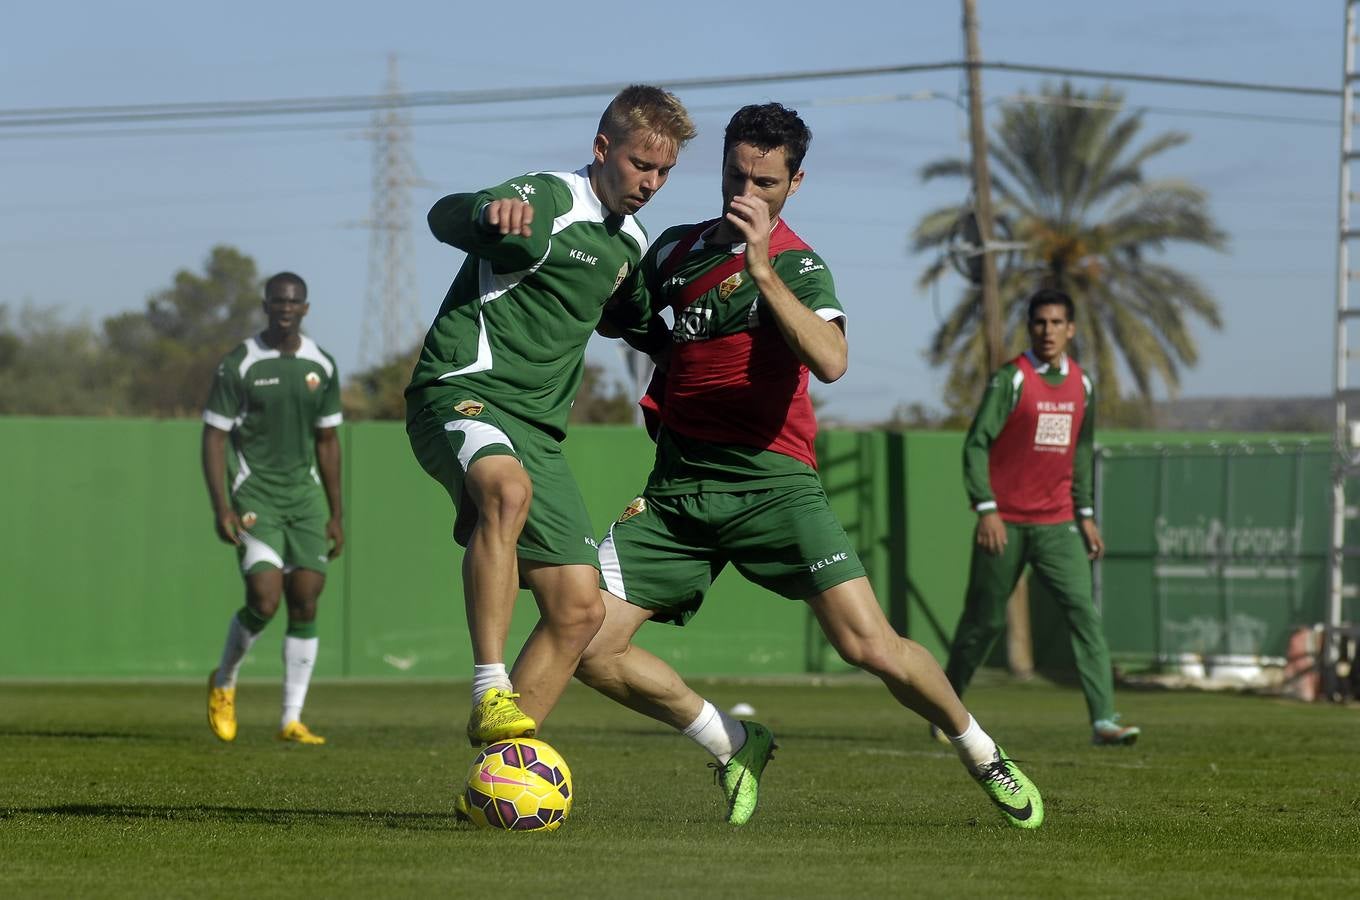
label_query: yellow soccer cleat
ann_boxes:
[276,721,326,745]
[466,688,536,747]
[453,791,472,823]
[207,669,237,743]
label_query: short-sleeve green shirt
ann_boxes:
[203,334,342,506]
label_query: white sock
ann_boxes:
[682,700,748,765]
[948,714,999,771]
[472,663,513,704]
[215,614,261,689]
[281,635,319,727]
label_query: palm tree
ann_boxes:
[911,82,1227,422]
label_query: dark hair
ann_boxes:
[264,271,307,300]
[1027,288,1074,323]
[597,84,696,150]
[722,103,811,178]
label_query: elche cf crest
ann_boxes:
[304,372,321,392]
[617,497,647,523]
[718,272,743,300]
[455,399,485,417]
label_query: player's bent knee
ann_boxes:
[573,649,611,687]
[835,636,899,678]
[248,605,280,625]
[545,593,606,640]
[575,635,632,688]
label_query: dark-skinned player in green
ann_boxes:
[203,271,343,746]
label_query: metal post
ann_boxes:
[963,0,1030,674]
[1330,2,1358,654]
[962,0,1005,371]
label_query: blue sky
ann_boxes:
[0,1,1344,423]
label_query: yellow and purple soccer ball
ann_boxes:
[463,738,573,832]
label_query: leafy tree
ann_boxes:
[104,245,262,417]
[570,362,637,425]
[0,303,124,415]
[911,83,1226,425]
[877,401,970,432]
[343,346,419,421]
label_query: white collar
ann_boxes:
[1026,349,1068,375]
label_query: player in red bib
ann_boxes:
[577,103,1044,831]
[943,289,1140,747]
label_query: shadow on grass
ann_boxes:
[0,730,178,742]
[1,803,459,830]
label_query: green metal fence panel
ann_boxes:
[0,417,347,679]
[1048,441,1333,673]
[4,416,1340,681]
[0,417,814,679]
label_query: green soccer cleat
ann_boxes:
[712,721,776,826]
[466,687,536,747]
[1092,716,1141,747]
[971,746,1044,830]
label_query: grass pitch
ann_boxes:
[3,676,1358,898]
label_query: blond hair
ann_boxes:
[597,84,696,150]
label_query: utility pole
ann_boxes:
[963,0,1032,677]
[360,53,422,370]
[963,0,1005,371]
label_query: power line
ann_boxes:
[0,88,1338,145]
[0,60,1338,131]
[994,92,1338,129]
[982,61,1339,99]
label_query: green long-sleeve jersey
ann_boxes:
[962,352,1095,519]
[405,167,648,440]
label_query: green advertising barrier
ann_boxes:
[0,417,811,679]
[2,415,1341,681]
[1030,439,1339,675]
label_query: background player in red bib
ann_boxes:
[578,103,1044,831]
[943,289,1140,747]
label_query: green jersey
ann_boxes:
[203,334,343,502]
[406,167,648,441]
[608,219,844,494]
[962,351,1095,518]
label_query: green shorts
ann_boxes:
[597,480,866,625]
[232,488,330,576]
[406,394,598,567]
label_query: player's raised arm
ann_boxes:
[727,192,847,383]
[427,178,556,272]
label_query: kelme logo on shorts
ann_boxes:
[718,272,743,300]
[241,511,258,529]
[455,399,485,417]
[305,372,321,391]
[617,497,647,523]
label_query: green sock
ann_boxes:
[237,605,270,634]
[285,619,318,639]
